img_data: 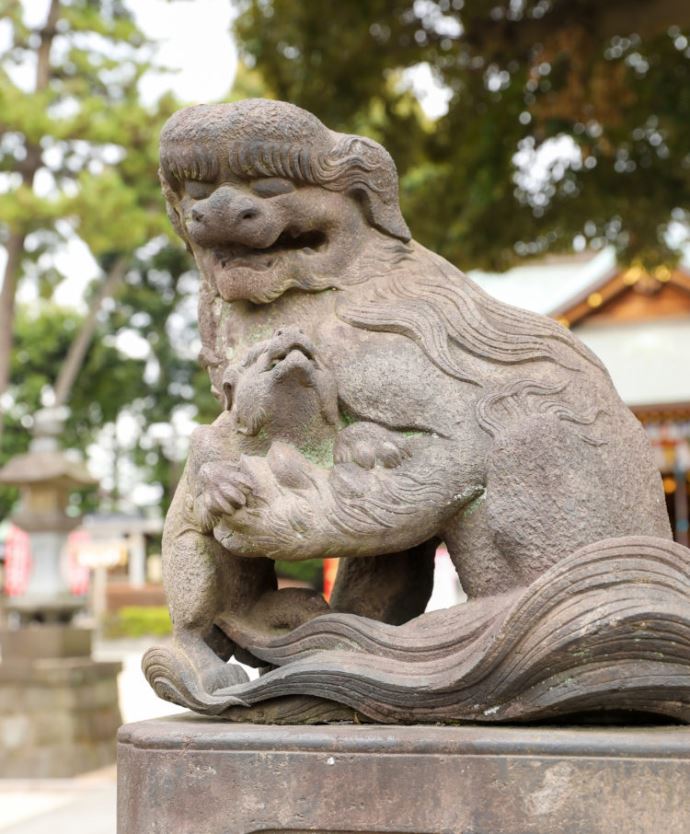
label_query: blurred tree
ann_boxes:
[0,0,180,439]
[234,0,690,269]
[0,301,147,518]
[107,242,221,512]
[0,241,220,520]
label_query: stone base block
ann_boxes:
[117,715,690,834]
[0,625,92,660]
[0,657,122,778]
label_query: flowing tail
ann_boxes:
[144,536,690,723]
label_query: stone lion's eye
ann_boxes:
[185,181,215,200]
[251,178,295,198]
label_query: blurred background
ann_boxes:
[0,0,688,829]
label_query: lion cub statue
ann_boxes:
[165,325,415,691]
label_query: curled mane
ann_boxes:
[227,136,390,195]
[160,145,220,188]
[338,245,606,385]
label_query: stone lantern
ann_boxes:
[0,406,96,631]
[0,407,122,778]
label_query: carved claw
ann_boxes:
[193,461,256,528]
[334,423,411,470]
[199,658,250,693]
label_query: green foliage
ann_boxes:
[0,2,212,520]
[0,301,149,517]
[234,0,690,268]
[110,242,222,510]
[103,605,172,638]
[275,559,323,588]
[1,240,221,522]
[0,1,178,261]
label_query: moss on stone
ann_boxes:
[299,436,335,468]
[249,324,274,343]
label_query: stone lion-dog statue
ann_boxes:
[144,99,690,724]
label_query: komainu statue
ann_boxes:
[143,99,690,723]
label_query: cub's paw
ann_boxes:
[334,422,411,470]
[199,660,249,694]
[252,588,330,631]
[192,461,255,529]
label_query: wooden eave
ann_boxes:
[631,401,690,425]
[551,267,690,329]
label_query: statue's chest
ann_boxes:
[319,323,462,434]
[216,293,337,361]
[211,292,464,435]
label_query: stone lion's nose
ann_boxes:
[274,327,304,337]
[184,185,277,250]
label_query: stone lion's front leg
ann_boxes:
[142,463,279,713]
[211,430,484,562]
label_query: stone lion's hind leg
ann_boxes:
[145,550,280,713]
[443,491,523,598]
[330,540,436,625]
[144,467,276,711]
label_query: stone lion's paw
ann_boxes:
[334,423,411,470]
[194,461,256,528]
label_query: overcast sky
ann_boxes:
[131,0,238,104]
[16,0,237,102]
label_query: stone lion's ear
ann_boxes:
[351,185,411,242]
[326,135,411,242]
[159,169,187,242]
[222,379,234,412]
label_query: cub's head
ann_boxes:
[222,327,338,448]
[159,99,409,304]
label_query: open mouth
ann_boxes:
[270,344,314,370]
[266,334,319,382]
[214,229,327,272]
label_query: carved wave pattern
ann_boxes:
[144,536,690,723]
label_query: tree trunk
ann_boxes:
[53,257,128,408]
[0,0,61,441]
[36,0,61,90]
[0,233,26,418]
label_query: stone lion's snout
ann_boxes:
[186,185,283,250]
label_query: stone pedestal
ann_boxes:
[0,655,122,777]
[117,715,690,834]
[0,624,92,660]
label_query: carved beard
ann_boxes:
[194,232,413,403]
[193,228,402,305]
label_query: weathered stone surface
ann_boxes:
[118,715,690,834]
[0,658,121,777]
[141,98,690,724]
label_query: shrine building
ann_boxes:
[471,248,690,548]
